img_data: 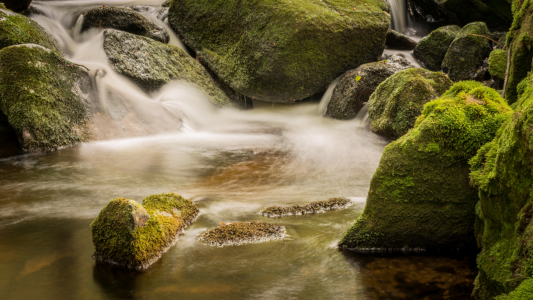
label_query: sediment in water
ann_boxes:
[260,197,351,217]
[198,221,285,247]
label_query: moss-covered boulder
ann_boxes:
[386,30,417,50]
[495,279,533,300]
[0,44,90,151]
[442,22,492,81]
[81,6,169,43]
[438,0,512,31]
[489,49,508,80]
[367,68,453,139]
[3,0,32,12]
[168,0,390,103]
[503,0,533,104]
[469,74,533,299]
[260,197,351,217]
[102,29,241,108]
[339,81,512,252]
[413,25,461,71]
[92,193,199,270]
[0,8,62,53]
[325,56,413,120]
[198,221,285,247]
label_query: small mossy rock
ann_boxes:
[386,30,417,50]
[91,193,199,270]
[102,29,239,108]
[494,279,533,300]
[0,8,62,53]
[441,22,492,81]
[0,44,90,151]
[439,0,512,31]
[340,81,512,252]
[168,0,390,103]
[407,0,460,27]
[413,25,461,71]
[261,197,352,217]
[503,0,533,104]
[3,0,31,12]
[368,68,453,139]
[469,73,533,298]
[198,221,286,247]
[489,49,508,80]
[81,6,169,43]
[325,55,413,120]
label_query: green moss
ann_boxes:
[0,9,62,53]
[489,49,509,80]
[495,279,533,300]
[0,44,90,151]
[198,221,285,247]
[340,81,512,251]
[168,0,390,103]
[413,25,461,71]
[368,68,453,139]
[91,193,199,270]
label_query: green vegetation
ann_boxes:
[489,49,508,80]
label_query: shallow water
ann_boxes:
[0,1,476,299]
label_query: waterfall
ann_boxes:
[388,0,408,34]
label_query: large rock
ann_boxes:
[469,74,533,299]
[442,22,492,81]
[407,0,459,27]
[0,44,90,151]
[81,6,169,43]
[103,29,240,108]
[92,193,199,270]
[438,0,512,31]
[168,0,390,103]
[489,49,507,80]
[413,25,461,71]
[325,56,413,120]
[0,8,62,53]
[368,68,453,139]
[386,30,417,50]
[339,81,511,252]
[3,0,32,12]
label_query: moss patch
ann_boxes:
[91,193,199,270]
[413,25,461,71]
[260,197,351,217]
[340,81,512,252]
[198,221,285,247]
[489,49,508,80]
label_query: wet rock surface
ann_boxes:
[326,55,413,120]
[413,25,461,71]
[407,0,459,27]
[81,6,169,43]
[198,221,285,247]
[386,30,417,50]
[260,197,351,217]
[438,0,512,31]
[3,0,32,12]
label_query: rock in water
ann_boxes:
[198,221,285,247]
[325,56,413,120]
[102,29,240,108]
[385,30,417,50]
[0,8,62,53]
[413,25,461,71]
[91,193,199,270]
[3,0,32,12]
[339,81,511,252]
[0,44,90,151]
[168,0,390,103]
[469,74,533,299]
[368,68,453,139]
[260,197,351,217]
[81,6,169,43]
[441,22,492,82]
[488,49,507,81]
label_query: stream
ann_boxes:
[0,0,477,299]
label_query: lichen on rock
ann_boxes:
[367,68,453,139]
[413,25,461,71]
[198,221,285,247]
[168,0,390,103]
[260,197,351,217]
[91,193,199,270]
[340,81,512,252]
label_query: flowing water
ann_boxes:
[0,1,476,299]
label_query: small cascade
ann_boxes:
[388,0,409,34]
[318,76,341,116]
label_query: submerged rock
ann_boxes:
[91,193,199,270]
[168,0,390,103]
[0,8,62,53]
[325,56,413,120]
[0,44,90,151]
[368,68,453,139]
[438,0,511,31]
[413,25,461,71]
[441,22,492,81]
[103,29,241,108]
[386,30,417,50]
[81,6,169,43]
[340,81,512,252]
[3,0,32,12]
[260,197,351,217]
[198,221,285,247]
[488,49,507,81]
